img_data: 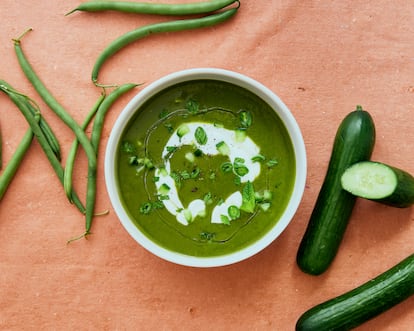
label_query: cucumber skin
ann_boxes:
[378,164,414,208]
[297,108,376,275]
[296,253,414,331]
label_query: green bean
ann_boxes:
[12,31,96,172]
[67,83,138,242]
[26,101,62,161]
[64,93,106,203]
[13,30,98,238]
[0,81,85,211]
[90,83,138,152]
[0,119,2,170]
[66,0,238,16]
[91,5,239,85]
[0,123,34,200]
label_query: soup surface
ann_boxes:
[117,79,296,257]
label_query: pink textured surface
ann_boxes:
[1,1,414,330]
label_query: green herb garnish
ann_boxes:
[186,99,199,114]
[203,192,213,205]
[220,214,230,225]
[121,141,136,154]
[228,205,241,220]
[200,231,215,242]
[195,126,208,145]
[139,202,152,215]
[241,181,256,213]
[252,154,266,162]
[220,162,233,173]
[267,158,279,168]
[240,110,252,128]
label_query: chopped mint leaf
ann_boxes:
[128,155,139,165]
[143,157,154,170]
[121,141,136,154]
[166,146,178,153]
[240,110,252,128]
[241,181,256,213]
[203,192,213,205]
[193,148,203,157]
[159,109,169,119]
[180,170,190,180]
[186,99,199,114]
[200,231,215,242]
[164,123,174,133]
[195,126,208,145]
[220,215,230,225]
[267,158,279,168]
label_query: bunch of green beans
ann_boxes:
[0,81,85,210]
[11,29,139,240]
[66,0,240,86]
[1,0,239,240]
[12,31,100,239]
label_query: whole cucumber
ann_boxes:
[297,106,376,275]
[296,253,414,331]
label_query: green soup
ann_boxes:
[116,79,295,257]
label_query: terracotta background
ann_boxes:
[1,1,414,330]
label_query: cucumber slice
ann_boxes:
[341,161,414,207]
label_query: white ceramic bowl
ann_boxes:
[105,68,306,268]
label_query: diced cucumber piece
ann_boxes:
[177,124,190,138]
[216,141,230,155]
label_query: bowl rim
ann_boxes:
[104,67,307,268]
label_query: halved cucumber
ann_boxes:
[341,161,414,208]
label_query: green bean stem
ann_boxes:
[0,125,34,200]
[64,93,106,203]
[13,31,99,238]
[91,5,239,85]
[0,82,85,211]
[66,0,237,16]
